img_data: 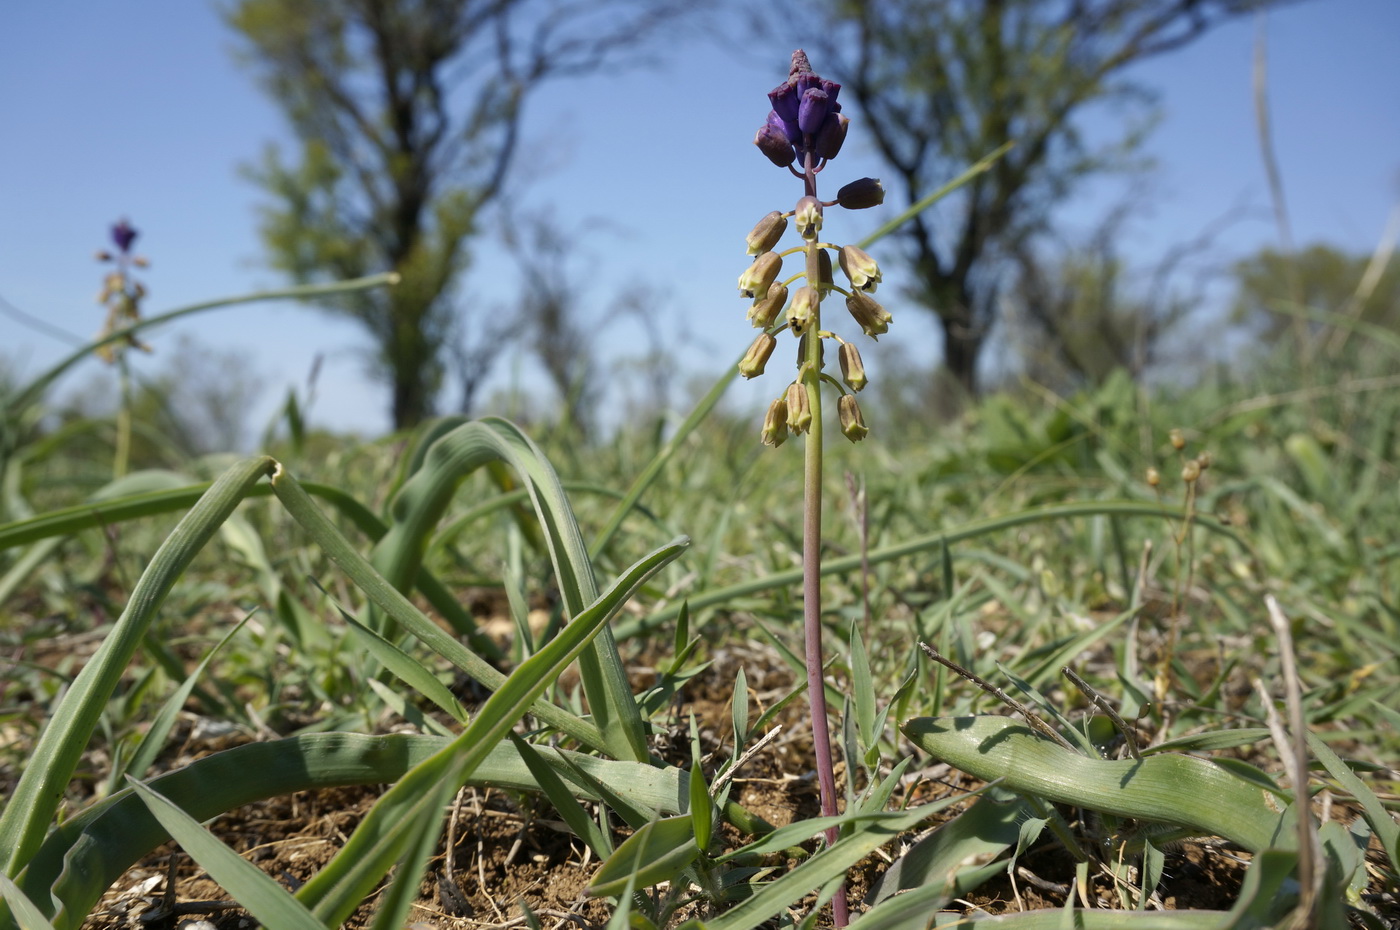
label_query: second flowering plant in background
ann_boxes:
[735,49,890,926]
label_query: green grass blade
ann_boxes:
[269,463,605,750]
[321,586,471,726]
[855,143,1014,250]
[903,716,1290,852]
[617,501,1247,638]
[16,734,688,930]
[1306,731,1399,872]
[509,734,614,856]
[126,779,324,930]
[116,611,256,788]
[587,814,701,898]
[294,536,686,927]
[6,273,397,415]
[866,792,1031,908]
[0,480,382,552]
[0,874,57,930]
[372,417,648,762]
[0,456,276,879]
[705,796,973,930]
[366,774,460,930]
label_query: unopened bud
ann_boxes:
[746,211,788,255]
[747,281,788,329]
[1169,428,1185,450]
[131,256,150,269]
[839,245,881,292]
[755,121,796,168]
[846,290,891,338]
[738,333,777,379]
[1182,461,1201,483]
[1146,467,1161,487]
[786,382,812,434]
[94,250,113,262]
[738,252,782,299]
[817,249,833,290]
[768,81,799,125]
[838,394,868,442]
[838,342,867,391]
[761,395,789,447]
[787,286,818,334]
[813,111,849,160]
[798,88,831,136]
[836,178,885,210]
[794,196,823,240]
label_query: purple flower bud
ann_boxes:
[754,122,796,168]
[813,112,849,160]
[795,71,822,98]
[768,82,799,125]
[768,109,801,147]
[111,219,137,253]
[798,88,830,136]
[820,79,841,106]
[836,178,886,210]
[789,49,813,82]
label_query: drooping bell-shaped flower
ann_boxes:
[746,211,788,255]
[738,251,783,299]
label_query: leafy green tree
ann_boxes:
[226,0,685,429]
[1229,242,1400,347]
[781,0,1285,399]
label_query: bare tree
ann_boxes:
[227,0,689,429]
[773,0,1292,400]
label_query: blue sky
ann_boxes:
[2,2,1397,439]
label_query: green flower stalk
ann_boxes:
[94,218,153,477]
[736,49,890,927]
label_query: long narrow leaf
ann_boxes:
[269,464,604,750]
[294,536,687,927]
[616,501,1247,638]
[17,734,689,930]
[371,418,648,762]
[903,716,1290,852]
[0,456,276,877]
[126,779,323,930]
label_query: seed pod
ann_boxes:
[1146,467,1161,487]
[1182,461,1201,483]
[1169,428,1185,450]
